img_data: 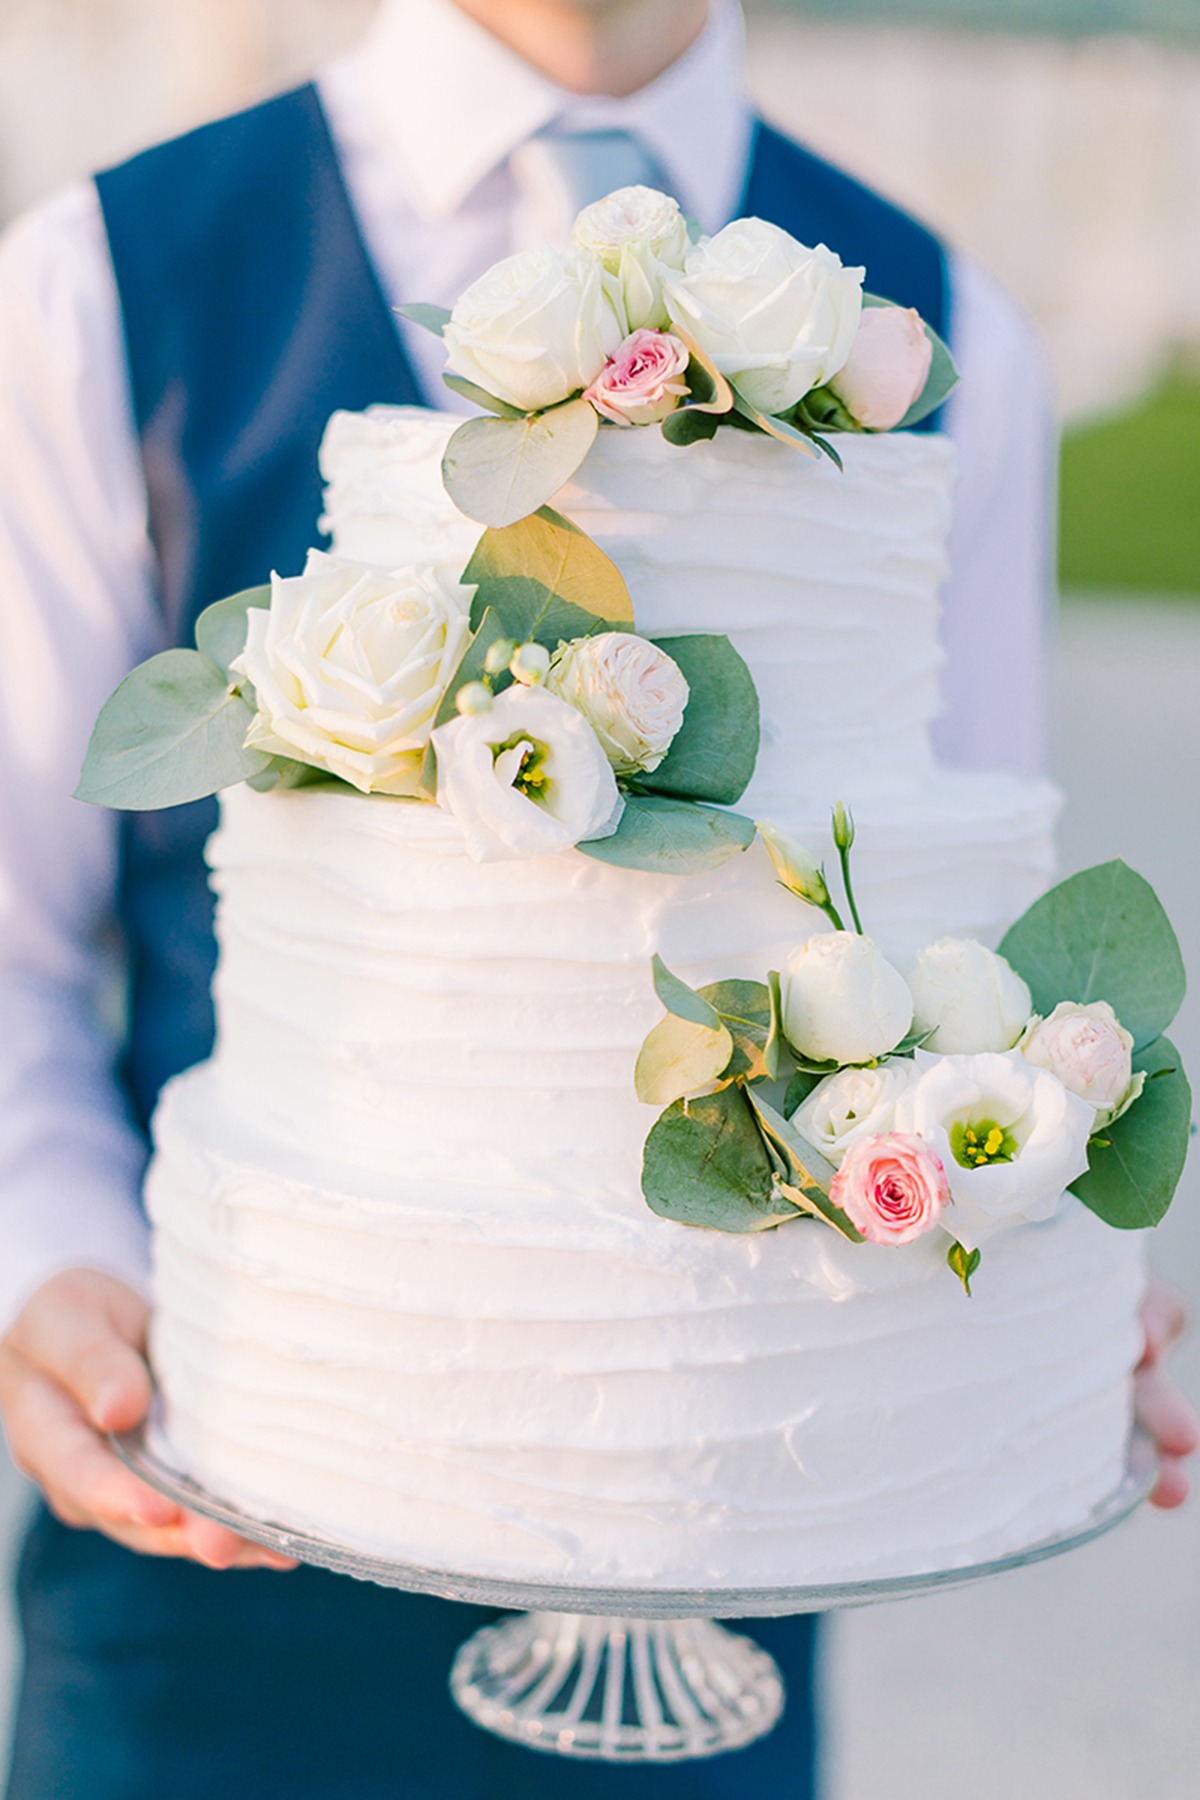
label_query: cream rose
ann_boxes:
[430,684,623,861]
[583,330,691,427]
[666,221,864,416]
[908,937,1033,1055]
[793,1060,920,1160]
[781,931,913,1067]
[828,305,933,431]
[233,551,472,795]
[894,1049,1095,1250]
[443,245,625,414]
[573,186,690,332]
[1020,1001,1144,1125]
[831,1132,950,1246]
[546,632,688,776]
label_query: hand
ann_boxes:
[0,1268,295,1570]
[1136,1277,1199,1509]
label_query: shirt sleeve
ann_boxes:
[934,251,1058,779]
[0,182,163,1330]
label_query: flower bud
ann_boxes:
[831,800,855,853]
[484,638,517,677]
[782,931,913,1067]
[510,643,552,686]
[1019,1001,1142,1123]
[757,820,830,909]
[455,681,494,716]
[909,938,1032,1055]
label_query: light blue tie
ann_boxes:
[512,124,671,246]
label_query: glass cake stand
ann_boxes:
[113,1420,1155,1764]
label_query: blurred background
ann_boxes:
[0,2,1196,1796]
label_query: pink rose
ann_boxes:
[830,1131,950,1245]
[584,329,691,427]
[828,306,933,431]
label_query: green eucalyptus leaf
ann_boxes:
[395,302,452,337]
[245,758,348,795]
[999,860,1186,1049]
[442,399,599,528]
[441,374,524,418]
[634,1013,734,1106]
[464,507,634,628]
[642,1086,799,1233]
[783,1067,825,1119]
[75,649,269,810]
[729,386,820,458]
[578,793,755,875]
[467,582,607,649]
[742,1088,863,1242]
[699,979,772,1082]
[1070,1035,1192,1230]
[640,634,760,806]
[194,585,271,679]
[661,409,720,447]
[651,953,720,1027]
[431,606,512,732]
[765,970,785,1081]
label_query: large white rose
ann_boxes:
[793,1060,920,1161]
[430,685,623,862]
[666,221,864,416]
[545,632,688,775]
[908,937,1033,1054]
[893,1049,1095,1250]
[1020,1000,1144,1125]
[781,931,913,1067]
[573,186,691,332]
[442,245,625,414]
[233,551,472,795]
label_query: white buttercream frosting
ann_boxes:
[143,415,1144,1586]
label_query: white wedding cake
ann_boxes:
[143,411,1145,1586]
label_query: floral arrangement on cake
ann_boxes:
[635,810,1192,1290]
[400,185,959,526]
[75,506,760,873]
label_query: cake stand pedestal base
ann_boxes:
[450,1611,784,1762]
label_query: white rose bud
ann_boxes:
[431,685,623,862]
[1020,1000,1143,1124]
[546,632,688,776]
[782,931,913,1067]
[667,221,864,416]
[794,1060,920,1160]
[510,642,552,686]
[828,305,934,431]
[443,245,625,414]
[908,937,1033,1054]
[234,550,472,795]
[573,186,691,332]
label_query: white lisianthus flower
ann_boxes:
[666,221,864,416]
[1020,1001,1144,1127]
[793,1060,920,1161]
[233,551,472,795]
[908,937,1033,1054]
[442,245,625,414]
[573,186,691,332]
[546,632,688,776]
[431,685,623,862]
[893,1049,1095,1250]
[781,931,913,1067]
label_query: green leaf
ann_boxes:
[634,1013,733,1106]
[245,758,347,794]
[1070,1035,1192,1230]
[395,302,452,337]
[642,1087,799,1233]
[674,330,735,415]
[784,1067,825,1119]
[861,296,961,429]
[430,606,512,732]
[639,634,760,806]
[741,1088,864,1242]
[729,385,821,458]
[651,953,721,1027]
[698,979,772,1082]
[999,860,1186,1049]
[765,970,785,1081]
[440,374,525,418]
[578,793,755,874]
[661,409,720,447]
[947,1241,982,1295]
[75,649,269,809]
[194,585,271,679]
[442,399,599,528]
[464,507,633,628]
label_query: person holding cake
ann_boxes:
[0,1,1195,1797]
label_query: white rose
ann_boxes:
[794,1060,920,1161]
[908,937,1033,1054]
[545,632,688,775]
[1020,1001,1144,1125]
[233,550,472,795]
[893,1049,1095,1250]
[430,685,623,862]
[442,245,625,414]
[666,221,864,416]
[781,931,913,1066]
[573,186,691,332]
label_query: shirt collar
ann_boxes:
[351,0,752,232]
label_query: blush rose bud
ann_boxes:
[828,305,934,432]
[1019,1000,1143,1125]
[584,330,691,427]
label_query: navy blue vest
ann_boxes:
[95,82,948,1128]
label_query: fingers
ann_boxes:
[1135,1363,1200,1462]
[1138,1277,1190,1371]
[1148,1458,1191,1511]
[6,1270,152,1434]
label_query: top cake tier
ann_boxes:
[319,408,955,812]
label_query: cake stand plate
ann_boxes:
[112,1423,1155,1763]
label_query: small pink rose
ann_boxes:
[584,329,691,427]
[829,306,933,431]
[830,1131,950,1246]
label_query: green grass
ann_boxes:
[1060,374,1200,595]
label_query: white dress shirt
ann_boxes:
[0,0,1055,1329]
